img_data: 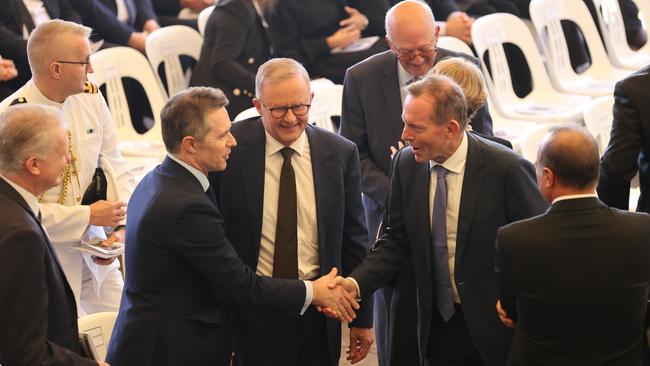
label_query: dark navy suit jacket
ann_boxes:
[106,157,306,366]
[211,119,371,364]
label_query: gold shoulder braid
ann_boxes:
[40,130,81,205]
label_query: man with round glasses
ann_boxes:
[210,57,372,366]
[339,1,494,365]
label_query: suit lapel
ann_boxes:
[455,134,484,262]
[412,161,433,278]
[378,54,405,141]
[239,120,266,254]
[307,126,333,267]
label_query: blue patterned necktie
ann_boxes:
[432,165,455,322]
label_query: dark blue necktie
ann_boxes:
[432,165,455,322]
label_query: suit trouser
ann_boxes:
[425,304,483,366]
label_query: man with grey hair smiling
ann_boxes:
[335,74,546,366]
[212,57,372,366]
[0,19,135,316]
[0,104,107,366]
[339,1,493,364]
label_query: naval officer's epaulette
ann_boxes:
[83,81,99,94]
[9,96,27,106]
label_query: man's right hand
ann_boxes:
[312,268,360,323]
[89,200,126,226]
[127,32,147,52]
[326,27,361,49]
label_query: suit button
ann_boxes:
[243,89,248,95]
[248,57,255,64]
[457,281,467,286]
[233,88,241,96]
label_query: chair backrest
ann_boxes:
[145,25,203,97]
[583,95,614,155]
[529,0,619,80]
[78,311,119,361]
[198,5,215,36]
[519,124,554,163]
[89,47,167,144]
[234,107,260,121]
[591,0,650,69]
[437,36,475,56]
[471,13,557,111]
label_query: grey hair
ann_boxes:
[255,58,310,98]
[27,19,92,75]
[161,87,229,153]
[385,0,435,42]
[407,74,468,128]
[0,104,66,174]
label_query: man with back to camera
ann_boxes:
[496,125,650,365]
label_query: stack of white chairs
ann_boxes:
[145,25,203,97]
[591,0,650,70]
[471,13,591,124]
[529,0,631,96]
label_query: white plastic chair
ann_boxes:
[529,0,631,96]
[198,5,214,36]
[145,25,203,97]
[592,0,650,70]
[471,13,591,124]
[78,311,119,361]
[519,123,556,163]
[583,95,615,156]
[437,36,475,56]
[309,83,343,133]
[88,47,167,158]
[234,107,260,121]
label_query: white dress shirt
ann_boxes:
[397,61,435,104]
[552,193,598,204]
[429,132,468,303]
[21,0,51,38]
[259,130,320,281]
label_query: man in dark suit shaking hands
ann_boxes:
[496,126,650,366]
[212,58,373,366]
[336,75,547,366]
[0,104,102,366]
[106,87,360,366]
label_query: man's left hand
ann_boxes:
[347,327,374,363]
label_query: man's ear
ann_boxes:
[252,98,263,115]
[24,156,40,176]
[180,135,198,154]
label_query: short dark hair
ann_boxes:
[407,74,468,128]
[161,87,229,153]
[538,125,600,189]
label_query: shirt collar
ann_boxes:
[552,193,598,204]
[0,175,40,216]
[397,61,434,87]
[429,131,468,174]
[265,129,307,158]
[27,79,65,108]
[168,154,210,191]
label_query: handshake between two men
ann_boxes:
[311,268,360,323]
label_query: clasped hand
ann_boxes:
[311,268,359,323]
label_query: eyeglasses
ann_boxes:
[392,44,437,61]
[259,101,311,119]
[56,57,91,68]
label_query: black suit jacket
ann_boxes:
[80,0,157,45]
[340,49,494,211]
[106,157,306,366]
[598,64,650,213]
[0,178,95,366]
[211,120,370,364]
[0,0,80,87]
[496,197,650,365]
[349,133,548,365]
[190,0,273,117]
[267,0,389,84]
